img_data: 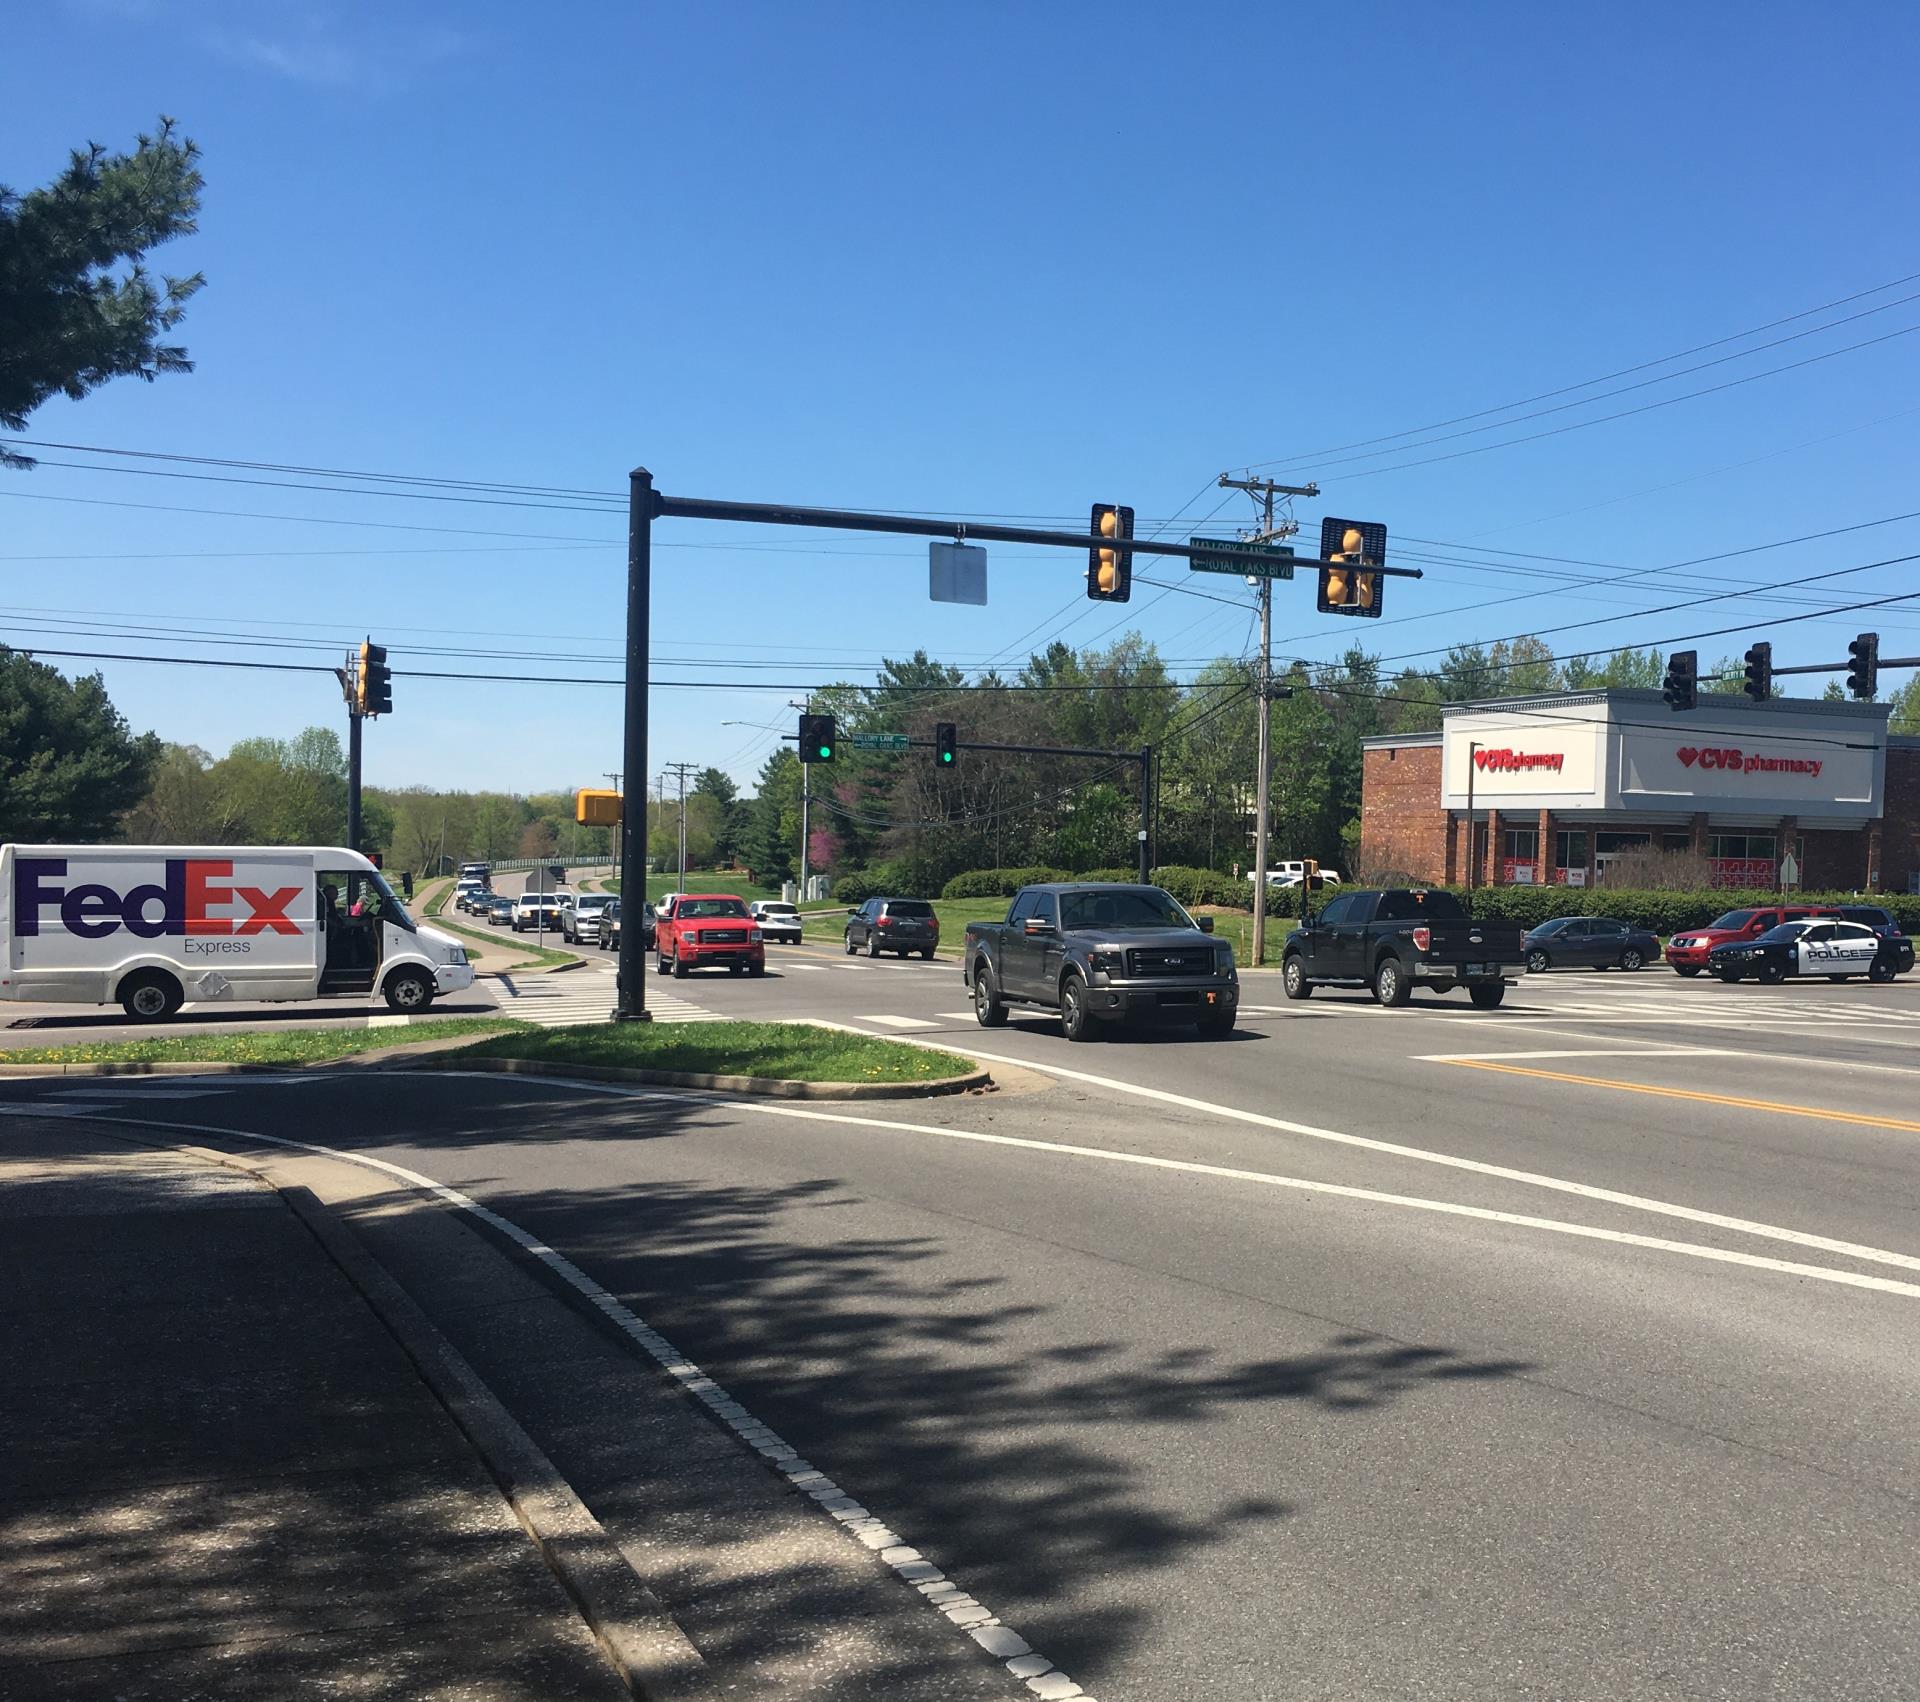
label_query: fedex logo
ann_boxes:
[12,859,303,940]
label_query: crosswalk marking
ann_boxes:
[487,967,722,1027]
[859,1013,941,1030]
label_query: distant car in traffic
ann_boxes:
[1709,918,1912,984]
[1838,904,1906,941]
[561,892,611,944]
[845,897,939,959]
[512,892,564,933]
[486,894,517,927]
[598,897,650,953]
[1522,915,1660,973]
[1665,904,1842,976]
[453,879,489,913]
[748,900,804,944]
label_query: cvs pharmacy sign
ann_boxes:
[13,858,304,939]
[1473,748,1565,774]
[1677,746,1823,779]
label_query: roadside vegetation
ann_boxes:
[1,1016,524,1068]
[453,1020,974,1083]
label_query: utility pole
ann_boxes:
[1217,473,1317,964]
[663,761,698,893]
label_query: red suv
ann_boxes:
[1665,903,1840,976]
[655,893,765,978]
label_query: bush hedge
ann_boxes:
[940,866,1074,899]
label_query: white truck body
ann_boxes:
[0,844,473,1015]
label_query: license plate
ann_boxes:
[1464,963,1488,975]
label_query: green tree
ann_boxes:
[122,742,232,842]
[0,648,160,838]
[741,748,802,884]
[1890,672,1920,735]
[692,766,741,862]
[1,120,204,468]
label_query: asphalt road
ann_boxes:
[7,947,1916,1698]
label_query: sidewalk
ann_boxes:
[0,1123,637,1701]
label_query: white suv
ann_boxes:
[748,900,804,944]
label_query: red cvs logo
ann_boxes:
[1677,747,1699,767]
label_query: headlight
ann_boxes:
[1214,945,1235,973]
[750,927,763,942]
[448,946,468,966]
[1089,949,1123,975]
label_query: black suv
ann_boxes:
[845,897,939,959]
[1839,905,1904,939]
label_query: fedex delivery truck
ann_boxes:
[0,845,473,1020]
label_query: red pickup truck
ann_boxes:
[655,893,765,978]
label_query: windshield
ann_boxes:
[763,904,797,916]
[1059,888,1197,932]
[681,898,750,919]
[575,896,608,911]
[1753,922,1809,945]
[1709,910,1759,931]
[360,872,415,931]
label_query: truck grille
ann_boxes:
[701,928,749,944]
[1126,948,1212,978]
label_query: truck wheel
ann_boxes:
[118,969,184,1021]
[748,961,765,977]
[672,953,688,979]
[1373,955,1412,1007]
[1281,954,1312,1000]
[1468,983,1505,1010]
[1673,965,1701,978]
[1197,1008,1235,1037]
[384,968,435,1012]
[972,964,1008,1027]
[655,950,670,977]
[1059,972,1101,1042]
[1526,949,1550,974]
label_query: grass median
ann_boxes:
[1,1016,525,1068]
[451,1020,976,1083]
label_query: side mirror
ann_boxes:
[848,907,861,917]
[1196,915,1215,934]
[1023,917,1056,937]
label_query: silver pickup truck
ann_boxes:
[962,882,1238,1042]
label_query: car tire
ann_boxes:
[845,931,858,956]
[1715,969,1743,983]
[1869,958,1896,983]
[866,933,880,958]
[1673,965,1700,977]
[729,962,744,975]
[1758,962,1787,984]
[920,947,935,960]
[1468,983,1505,1009]
[1281,953,1312,1000]
[383,968,434,1013]
[1059,972,1100,1042]
[672,953,688,979]
[749,961,765,977]
[1620,947,1645,971]
[1827,974,1850,983]
[972,964,1008,1027]
[1373,955,1411,1007]
[118,969,184,1021]
[1526,949,1550,974]
[655,951,670,977]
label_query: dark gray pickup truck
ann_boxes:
[1281,887,1525,1008]
[963,882,1238,1041]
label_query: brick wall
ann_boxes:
[1360,743,1446,882]
[1799,828,1867,892]
[1880,746,1920,893]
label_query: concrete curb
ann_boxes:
[0,1059,284,1077]
[383,1053,994,1099]
[162,1140,709,1701]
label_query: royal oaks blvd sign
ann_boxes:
[1676,745,1821,778]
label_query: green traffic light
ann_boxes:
[818,745,832,759]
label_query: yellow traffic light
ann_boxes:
[1098,507,1119,594]
[1086,503,1133,601]
[1317,518,1388,618]
[1324,565,1351,606]
[575,788,622,826]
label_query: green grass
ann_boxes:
[454,1020,975,1083]
[631,872,782,905]
[429,908,581,969]
[1199,910,1296,964]
[1,1016,525,1068]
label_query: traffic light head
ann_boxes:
[1316,518,1387,617]
[356,639,392,716]
[575,788,622,826]
[934,722,957,766]
[1087,503,1133,601]
[1742,641,1772,702]
[799,711,837,763]
[1847,631,1879,699]
[1302,857,1323,892]
[1662,648,1698,712]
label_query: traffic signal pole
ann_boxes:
[613,467,653,1023]
[347,711,363,853]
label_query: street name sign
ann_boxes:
[1190,538,1295,579]
[850,733,911,751]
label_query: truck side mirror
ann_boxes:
[1196,915,1215,934]
[1023,917,1055,937]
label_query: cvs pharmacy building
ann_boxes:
[1360,689,1920,892]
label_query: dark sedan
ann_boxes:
[1522,915,1660,973]
[1710,918,1913,984]
[596,899,657,954]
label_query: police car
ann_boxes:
[1708,918,1912,984]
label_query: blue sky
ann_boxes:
[6,0,1919,797]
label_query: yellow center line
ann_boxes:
[1442,1058,1920,1133]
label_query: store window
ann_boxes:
[1554,830,1589,888]
[1595,832,1650,856]
[1502,827,1539,885]
[1707,833,1776,888]
[1662,832,1693,854]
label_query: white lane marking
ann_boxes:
[860,1015,942,1030]
[1417,1022,1920,1079]
[0,1104,1084,1698]
[935,1013,980,1024]
[822,1037,1920,1279]
[226,1079,1920,1303]
[1412,1048,1741,1063]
